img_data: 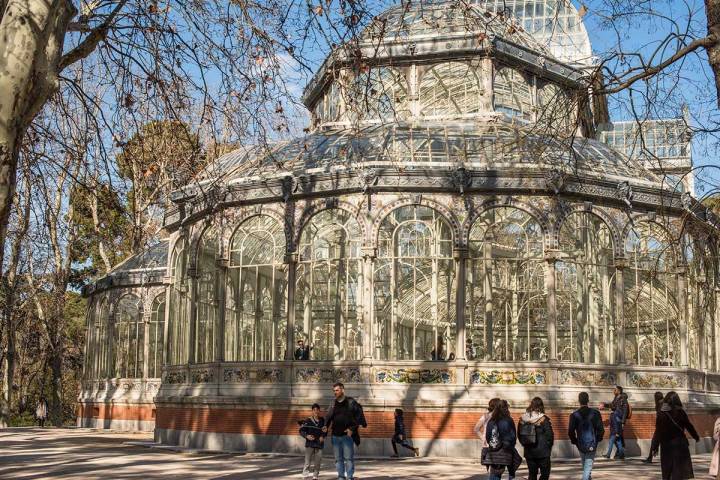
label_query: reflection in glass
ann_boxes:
[114,294,144,378]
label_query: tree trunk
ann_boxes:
[706,1,720,107]
[48,339,63,427]
[0,0,76,270]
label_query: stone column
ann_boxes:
[544,251,559,362]
[142,307,152,379]
[678,267,689,367]
[361,247,376,360]
[614,260,626,365]
[285,252,298,361]
[454,247,468,361]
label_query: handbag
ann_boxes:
[511,448,523,472]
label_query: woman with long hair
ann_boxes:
[518,397,554,480]
[483,400,521,480]
[650,391,700,480]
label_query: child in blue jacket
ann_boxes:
[299,403,327,479]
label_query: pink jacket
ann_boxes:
[710,417,720,477]
[473,413,491,448]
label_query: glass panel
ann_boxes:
[624,223,679,366]
[494,66,534,121]
[226,215,287,361]
[295,209,363,360]
[467,207,546,361]
[556,213,615,364]
[167,241,190,365]
[114,295,143,378]
[195,226,219,363]
[374,205,456,361]
[418,62,486,117]
[148,294,166,378]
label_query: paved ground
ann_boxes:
[0,428,714,479]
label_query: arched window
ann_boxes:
[226,215,287,361]
[686,235,716,370]
[467,207,546,361]
[494,66,534,120]
[96,298,110,378]
[350,67,408,122]
[167,240,189,365]
[624,223,679,366]
[419,62,486,117]
[374,205,456,360]
[195,226,219,363]
[113,294,144,378]
[148,293,166,378]
[295,209,363,360]
[557,213,615,363]
[84,299,97,379]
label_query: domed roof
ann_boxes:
[200,122,661,188]
[360,0,552,57]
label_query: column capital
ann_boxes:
[544,250,562,263]
[361,247,377,259]
[613,258,627,269]
[453,247,468,260]
[284,252,298,264]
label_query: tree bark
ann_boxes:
[0,0,76,272]
[707,1,720,107]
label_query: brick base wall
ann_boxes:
[77,402,156,432]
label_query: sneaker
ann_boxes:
[390,454,399,458]
[641,458,652,464]
[414,447,419,457]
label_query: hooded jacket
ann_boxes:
[518,411,554,459]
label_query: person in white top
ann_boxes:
[474,398,501,450]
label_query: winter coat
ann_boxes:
[568,406,605,454]
[35,401,48,420]
[393,415,406,441]
[484,416,517,467]
[518,412,554,460]
[325,396,367,446]
[474,413,491,448]
[709,417,720,477]
[299,416,326,449]
[608,393,629,433]
[650,404,700,480]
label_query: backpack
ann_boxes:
[575,409,598,453]
[518,421,538,447]
[626,402,632,420]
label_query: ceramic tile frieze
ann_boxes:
[469,369,546,385]
[374,367,454,384]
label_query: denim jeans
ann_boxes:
[331,435,354,479]
[488,466,514,480]
[605,432,625,458]
[580,451,595,480]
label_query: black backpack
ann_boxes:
[575,409,598,453]
[518,421,538,447]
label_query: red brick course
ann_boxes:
[78,403,155,422]
[148,406,718,440]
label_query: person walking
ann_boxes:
[642,391,665,464]
[474,397,501,457]
[324,382,365,480]
[390,408,419,457]
[568,392,605,480]
[518,397,554,480]
[299,403,326,480]
[35,396,48,428]
[602,385,629,460]
[710,411,720,479]
[482,400,521,480]
[650,391,700,480]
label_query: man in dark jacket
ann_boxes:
[569,392,605,480]
[294,339,311,360]
[324,382,366,480]
[299,403,326,480]
[602,385,628,459]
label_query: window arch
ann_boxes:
[195,226,220,363]
[624,223,679,366]
[96,298,110,378]
[148,293,166,378]
[167,240,189,365]
[556,213,615,364]
[494,66,534,120]
[373,205,456,361]
[295,209,363,360]
[113,294,144,378]
[419,62,486,117]
[467,207,546,361]
[225,215,287,361]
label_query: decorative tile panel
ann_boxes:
[223,368,284,383]
[558,369,616,387]
[470,370,546,385]
[163,371,187,385]
[627,372,686,389]
[373,368,454,384]
[296,367,362,384]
